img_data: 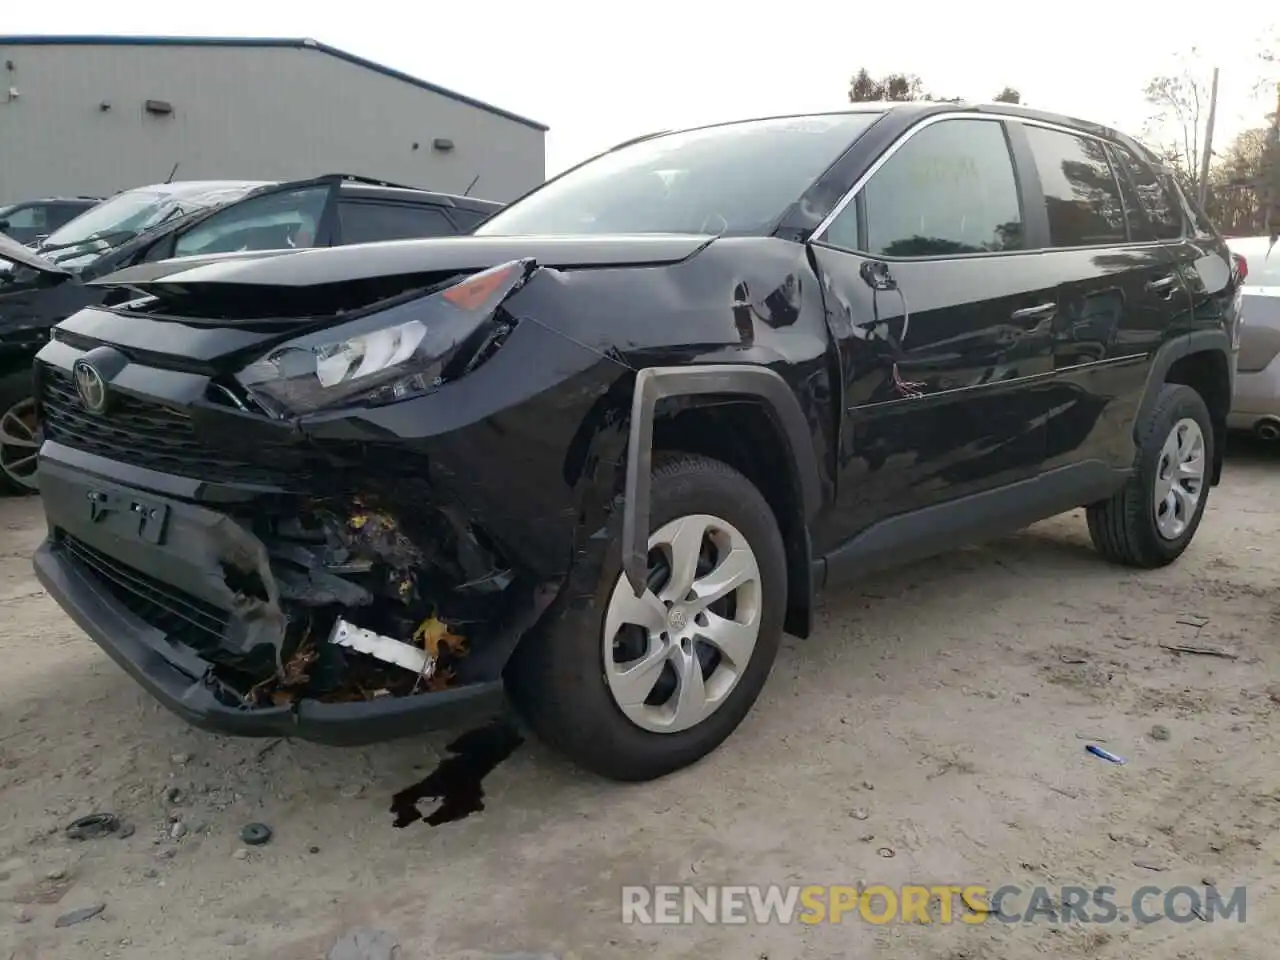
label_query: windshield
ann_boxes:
[41,183,260,257]
[475,113,881,237]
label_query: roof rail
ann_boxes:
[313,172,427,192]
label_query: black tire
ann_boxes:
[0,368,39,497]
[510,454,787,782]
[1086,383,1213,568]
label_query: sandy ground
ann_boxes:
[2,441,1279,960]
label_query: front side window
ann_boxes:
[1023,126,1127,247]
[826,118,1024,257]
[1,205,46,229]
[174,186,329,257]
[475,113,880,237]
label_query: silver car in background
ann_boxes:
[1226,235,1280,439]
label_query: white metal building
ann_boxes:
[0,35,547,203]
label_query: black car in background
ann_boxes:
[30,104,1239,782]
[0,174,501,492]
[0,197,103,245]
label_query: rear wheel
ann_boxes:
[1087,383,1212,567]
[512,454,787,781]
[0,370,39,496]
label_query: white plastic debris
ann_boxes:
[328,618,434,677]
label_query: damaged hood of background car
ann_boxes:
[90,233,718,294]
[0,232,73,278]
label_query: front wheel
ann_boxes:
[512,454,787,781]
[1087,383,1213,567]
[0,370,40,496]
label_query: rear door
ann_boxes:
[807,115,1057,547]
[1006,120,1183,472]
[1115,149,1241,354]
[334,200,463,243]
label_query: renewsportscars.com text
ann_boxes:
[621,883,1246,925]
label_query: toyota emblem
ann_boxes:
[73,359,108,413]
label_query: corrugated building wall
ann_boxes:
[0,36,546,203]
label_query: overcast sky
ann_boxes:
[6,0,1279,176]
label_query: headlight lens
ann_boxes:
[237,259,534,415]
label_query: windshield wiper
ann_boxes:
[39,229,139,256]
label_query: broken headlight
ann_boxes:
[236,259,534,414]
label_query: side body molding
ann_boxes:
[622,364,823,596]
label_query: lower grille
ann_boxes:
[59,533,231,653]
[38,365,285,486]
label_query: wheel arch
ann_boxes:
[1136,330,1233,485]
[624,365,822,638]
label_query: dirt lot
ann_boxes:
[1,442,1279,960]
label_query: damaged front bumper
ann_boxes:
[33,454,519,745]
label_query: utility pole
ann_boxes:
[1269,80,1280,243]
[1198,66,1220,209]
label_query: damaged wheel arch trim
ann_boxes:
[622,364,821,597]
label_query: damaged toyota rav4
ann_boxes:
[33,104,1240,782]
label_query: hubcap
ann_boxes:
[0,396,40,491]
[602,513,762,734]
[1153,417,1206,541]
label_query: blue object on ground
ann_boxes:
[1086,744,1126,764]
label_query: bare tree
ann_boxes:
[1143,50,1211,195]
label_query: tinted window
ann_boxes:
[830,118,1024,257]
[1023,126,1126,247]
[174,186,329,257]
[46,204,87,231]
[448,207,494,233]
[475,113,880,237]
[337,202,457,243]
[1110,146,1184,241]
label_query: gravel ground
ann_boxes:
[2,441,1279,960]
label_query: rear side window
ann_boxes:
[1109,146,1185,241]
[338,202,458,244]
[1023,126,1127,247]
[828,118,1024,257]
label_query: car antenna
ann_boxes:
[463,175,480,197]
[165,162,179,183]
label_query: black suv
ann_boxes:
[31,104,1241,782]
[0,174,501,492]
[0,197,102,245]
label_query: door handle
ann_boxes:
[1010,302,1056,323]
[1146,274,1178,293]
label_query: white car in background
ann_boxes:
[1226,235,1280,439]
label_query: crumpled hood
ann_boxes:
[89,233,717,294]
[0,231,73,277]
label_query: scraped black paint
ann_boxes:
[390,720,525,827]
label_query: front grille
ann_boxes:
[39,365,284,486]
[59,533,231,654]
